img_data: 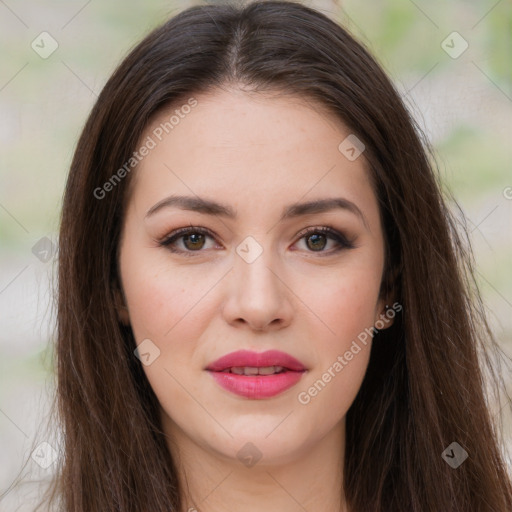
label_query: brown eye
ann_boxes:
[305,233,328,251]
[182,232,206,250]
[296,226,355,254]
[159,227,217,256]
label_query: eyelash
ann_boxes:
[158,225,356,257]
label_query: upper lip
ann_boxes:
[206,350,307,372]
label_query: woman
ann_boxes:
[35,0,512,510]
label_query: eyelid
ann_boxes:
[158,224,356,255]
[294,225,356,250]
[158,226,218,256]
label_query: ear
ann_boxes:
[113,286,131,325]
[374,298,395,330]
[374,261,402,330]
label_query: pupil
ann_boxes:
[185,233,204,250]
[307,233,326,251]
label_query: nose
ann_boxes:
[222,243,293,332]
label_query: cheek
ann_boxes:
[306,277,378,339]
[120,246,207,342]
[295,255,383,347]
[120,252,208,404]
[291,257,382,412]
[119,243,220,391]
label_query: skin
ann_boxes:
[117,87,393,512]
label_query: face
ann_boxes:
[118,87,390,467]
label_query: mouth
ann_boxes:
[205,350,307,399]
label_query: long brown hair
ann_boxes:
[29,0,512,510]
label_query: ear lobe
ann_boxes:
[374,299,396,330]
[376,259,402,329]
[113,287,130,325]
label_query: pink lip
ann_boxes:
[206,349,306,372]
[205,349,307,399]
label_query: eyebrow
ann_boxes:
[145,194,369,229]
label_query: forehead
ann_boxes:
[127,88,378,223]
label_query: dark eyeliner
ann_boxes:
[158,226,215,256]
[296,225,356,252]
[158,225,356,255]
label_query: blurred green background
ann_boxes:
[0,0,511,508]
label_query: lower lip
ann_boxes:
[208,370,305,399]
